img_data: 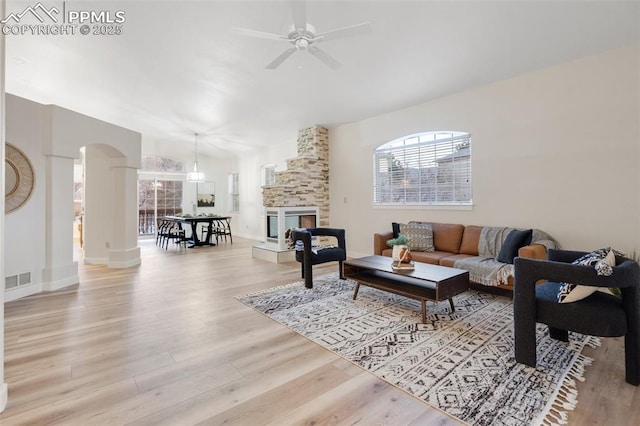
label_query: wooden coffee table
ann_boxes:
[343,255,470,323]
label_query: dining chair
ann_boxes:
[155,219,166,246]
[158,220,186,250]
[215,217,232,244]
[156,220,176,247]
[199,223,210,243]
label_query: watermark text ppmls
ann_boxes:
[1,1,126,36]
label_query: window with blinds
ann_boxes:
[228,172,239,213]
[373,131,472,205]
[262,164,276,186]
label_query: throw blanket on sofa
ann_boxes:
[529,229,561,251]
[456,227,561,286]
[478,227,514,258]
[454,256,514,287]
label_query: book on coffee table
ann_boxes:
[391,261,415,270]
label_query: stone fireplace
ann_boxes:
[252,125,329,263]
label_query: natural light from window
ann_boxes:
[373,131,472,206]
[137,156,185,235]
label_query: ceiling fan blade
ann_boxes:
[308,46,341,70]
[233,27,288,42]
[317,22,371,42]
[290,1,307,29]
[266,47,297,69]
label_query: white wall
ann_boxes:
[141,138,237,219]
[5,96,49,297]
[190,154,235,217]
[5,94,142,299]
[329,45,640,258]
[236,138,297,241]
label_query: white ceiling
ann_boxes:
[6,1,640,158]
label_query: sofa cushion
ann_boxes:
[409,222,464,253]
[460,225,483,255]
[374,232,394,255]
[410,251,452,265]
[439,253,475,267]
[497,229,533,264]
[399,222,434,252]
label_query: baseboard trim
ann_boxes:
[84,257,109,265]
[108,258,141,268]
[43,275,79,292]
[5,283,43,302]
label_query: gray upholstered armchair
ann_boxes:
[514,249,640,385]
[291,228,346,289]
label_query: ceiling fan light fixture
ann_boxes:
[186,133,206,183]
[295,38,309,50]
[234,4,370,70]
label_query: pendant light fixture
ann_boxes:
[186,132,205,182]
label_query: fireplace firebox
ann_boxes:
[265,206,319,250]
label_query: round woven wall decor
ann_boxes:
[5,143,35,214]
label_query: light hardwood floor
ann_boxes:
[0,237,638,425]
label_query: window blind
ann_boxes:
[228,172,240,212]
[373,132,471,205]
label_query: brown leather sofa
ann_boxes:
[373,222,549,290]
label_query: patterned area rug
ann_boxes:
[237,273,599,425]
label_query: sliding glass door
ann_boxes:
[138,179,183,236]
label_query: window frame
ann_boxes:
[228,172,239,213]
[261,164,276,186]
[373,131,472,207]
[137,175,184,235]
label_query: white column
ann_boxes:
[42,154,79,291]
[108,159,140,268]
[83,145,111,264]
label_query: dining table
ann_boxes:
[165,215,231,248]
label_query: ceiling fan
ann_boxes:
[234,2,371,70]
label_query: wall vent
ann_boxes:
[5,275,18,289]
[19,272,31,285]
[5,272,32,289]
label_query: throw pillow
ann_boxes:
[399,222,435,252]
[497,229,533,264]
[392,222,401,238]
[291,228,309,251]
[557,247,624,303]
[596,249,622,297]
[595,249,616,277]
